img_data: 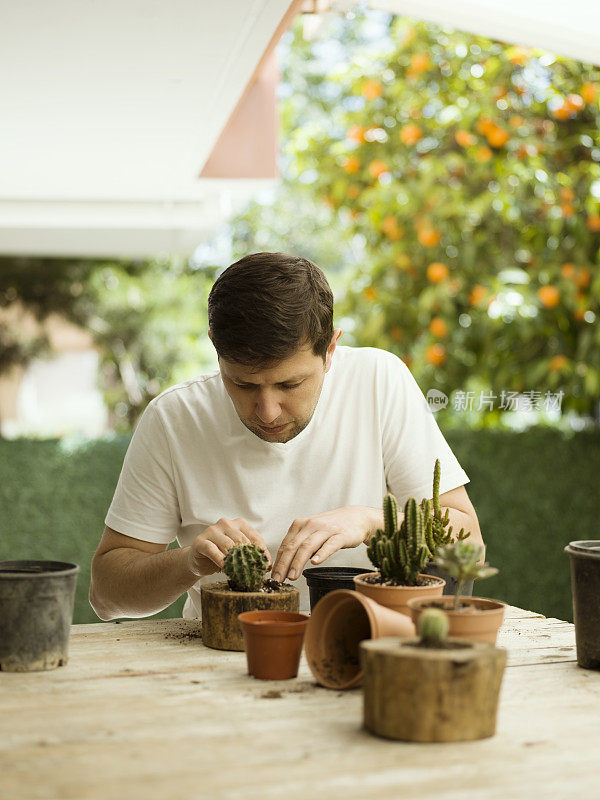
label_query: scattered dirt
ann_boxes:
[163,630,203,642]
[261,690,283,699]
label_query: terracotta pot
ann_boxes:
[238,610,309,680]
[565,540,600,669]
[361,635,507,742]
[406,596,506,644]
[201,581,299,651]
[304,588,415,690]
[353,571,445,616]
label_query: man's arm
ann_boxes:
[90,521,273,621]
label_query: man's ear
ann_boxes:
[208,329,212,341]
[325,328,342,372]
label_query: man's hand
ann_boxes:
[271,506,381,582]
[188,518,272,579]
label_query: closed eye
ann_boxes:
[233,382,303,390]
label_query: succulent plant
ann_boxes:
[434,540,498,610]
[223,543,269,592]
[418,608,449,645]
[420,459,471,558]
[367,495,431,585]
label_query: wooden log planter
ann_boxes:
[360,635,507,742]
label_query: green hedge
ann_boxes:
[1,429,598,624]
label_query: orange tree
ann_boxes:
[282,11,600,418]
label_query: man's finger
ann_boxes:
[306,534,348,569]
[287,531,333,580]
[236,519,273,566]
[272,520,305,580]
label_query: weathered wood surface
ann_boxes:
[1,605,598,800]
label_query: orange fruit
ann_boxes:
[581,82,599,104]
[363,286,378,302]
[509,115,525,129]
[559,187,575,202]
[537,285,560,308]
[368,160,388,179]
[425,343,446,366]
[347,125,367,143]
[400,124,423,145]
[506,46,531,65]
[474,146,493,163]
[390,325,404,342]
[476,117,495,136]
[560,262,577,279]
[552,104,571,121]
[575,268,591,288]
[346,185,360,199]
[561,203,575,218]
[549,355,569,371]
[587,214,600,232]
[565,94,584,113]
[419,227,442,247]
[362,80,383,101]
[469,285,488,306]
[410,53,431,73]
[574,308,587,321]
[455,130,475,147]
[486,126,510,148]
[426,262,449,283]
[342,156,361,174]
[381,215,403,240]
[429,317,449,338]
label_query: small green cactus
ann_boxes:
[418,608,449,645]
[367,495,431,585]
[223,543,269,592]
[434,540,498,610]
[421,459,471,558]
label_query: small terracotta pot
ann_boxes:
[238,610,309,680]
[353,572,445,616]
[304,588,415,690]
[407,596,506,644]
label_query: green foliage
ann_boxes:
[243,10,600,418]
[435,540,498,609]
[0,257,217,429]
[223,543,269,592]
[418,608,449,644]
[367,495,431,585]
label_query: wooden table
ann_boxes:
[1,606,598,800]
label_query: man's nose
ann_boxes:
[255,391,282,424]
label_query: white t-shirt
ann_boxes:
[105,346,469,615]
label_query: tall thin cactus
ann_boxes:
[421,459,470,558]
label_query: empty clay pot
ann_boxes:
[407,596,506,644]
[238,610,309,680]
[353,571,445,616]
[304,588,415,690]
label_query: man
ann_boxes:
[89,252,483,620]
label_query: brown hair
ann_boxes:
[208,252,334,367]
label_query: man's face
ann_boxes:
[219,330,341,443]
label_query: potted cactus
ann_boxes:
[407,540,506,643]
[201,543,299,651]
[353,493,446,615]
[361,608,507,742]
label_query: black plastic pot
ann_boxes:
[302,566,367,611]
[0,560,80,672]
[423,561,474,598]
[565,540,600,670]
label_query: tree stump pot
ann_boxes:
[201,581,299,651]
[360,636,507,742]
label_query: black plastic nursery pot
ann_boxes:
[0,560,80,672]
[565,541,600,670]
[422,561,474,598]
[302,566,367,611]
